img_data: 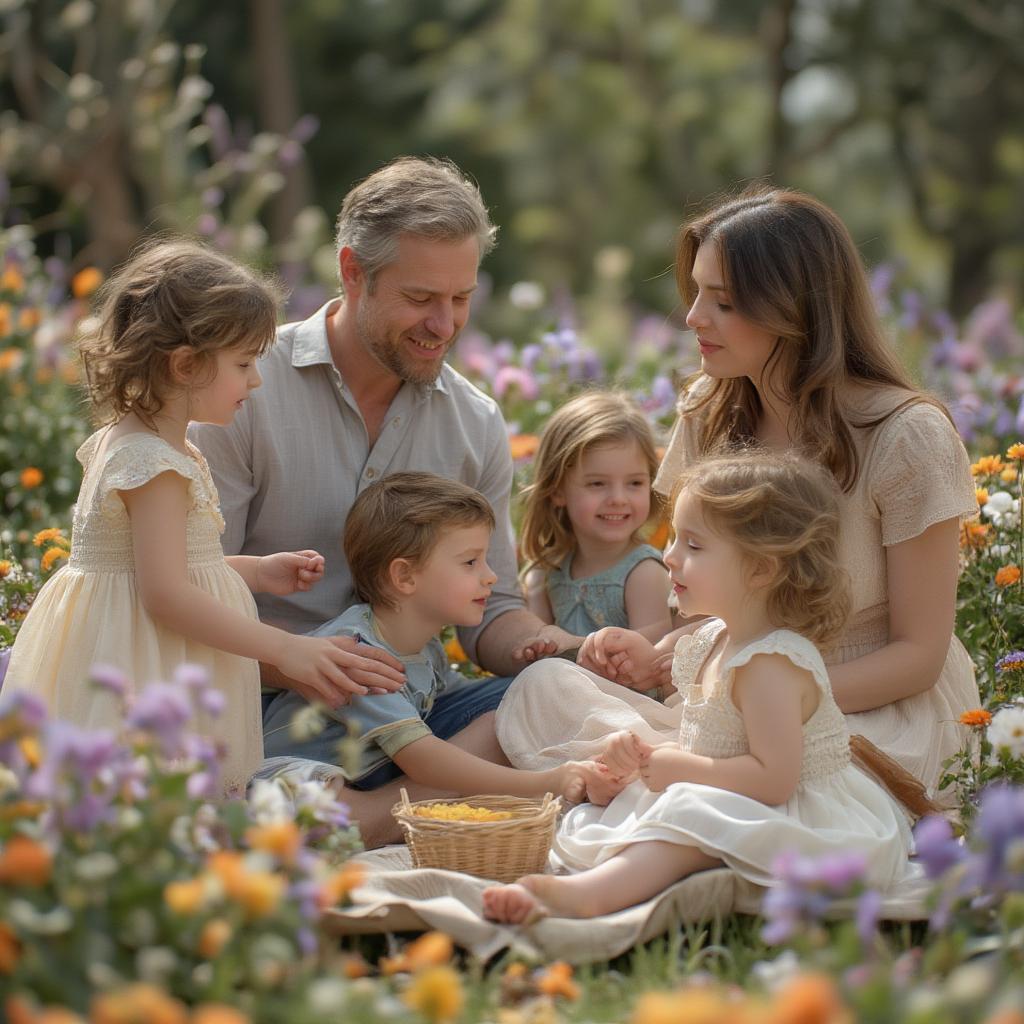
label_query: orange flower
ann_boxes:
[0,560,11,579]
[0,348,22,373]
[32,1010,85,1024]
[975,487,989,506]
[206,850,246,896]
[981,1011,1024,1024]
[995,566,1022,587]
[961,522,991,549]
[18,308,40,331]
[41,547,69,572]
[1001,467,1019,484]
[509,434,539,461]
[71,267,103,299]
[197,919,232,958]
[960,709,993,727]
[234,870,286,919]
[766,972,850,1024]
[402,966,464,1022]
[1,265,24,293]
[191,1005,251,1024]
[164,877,207,916]
[90,984,188,1024]
[444,634,468,664]
[1006,443,1024,461]
[0,834,53,887]
[245,820,302,864]
[645,515,671,550]
[405,931,454,971]
[317,861,365,909]
[630,989,735,1024]
[971,455,1005,477]
[0,304,9,335]
[536,961,581,1000]
[32,528,66,548]
[19,467,43,489]
[0,922,20,974]
[18,735,41,768]
[339,952,372,978]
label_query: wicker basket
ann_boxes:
[392,789,561,882]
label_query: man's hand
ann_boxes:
[512,624,585,663]
[256,550,326,595]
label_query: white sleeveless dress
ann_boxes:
[552,620,916,890]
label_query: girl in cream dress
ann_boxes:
[485,454,918,923]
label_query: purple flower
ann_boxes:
[89,664,129,698]
[913,815,965,879]
[0,689,48,732]
[0,647,10,690]
[855,889,882,945]
[197,688,226,717]
[492,366,539,401]
[996,651,1024,675]
[973,784,1024,884]
[127,683,192,754]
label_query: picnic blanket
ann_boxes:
[323,844,932,964]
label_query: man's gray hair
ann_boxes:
[335,156,497,289]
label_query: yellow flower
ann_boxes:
[245,820,302,864]
[90,983,188,1024]
[0,265,24,292]
[536,961,581,1000]
[976,487,989,506]
[413,802,513,822]
[995,565,1022,587]
[971,455,1005,477]
[402,966,465,1022]
[33,528,66,548]
[19,467,43,489]
[960,709,993,727]
[0,348,22,373]
[236,870,286,918]
[191,1005,251,1024]
[405,931,454,971]
[41,547,69,572]
[164,877,207,916]
[197,918,232,958]
[0,834,53,887]
[71,266,103,299]
[0,304,9,335]
[0,560,11,579]
[1001,466,1019,484]
[1006,443,1024,461]
[18,735,41,768]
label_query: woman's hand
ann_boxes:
[257,550,325,595]
[582,761,635,806]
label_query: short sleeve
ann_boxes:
[867,403,978,547]
[97,436,205,521]
[723,630,831,698]
[653,378,709,497]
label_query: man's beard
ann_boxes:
[357,302,451,385]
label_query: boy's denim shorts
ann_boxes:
[259,674,513,791]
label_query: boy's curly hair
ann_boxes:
[672,451,851,649]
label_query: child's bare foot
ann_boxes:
[482,873,602,922]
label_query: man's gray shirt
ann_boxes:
[189,299,523,664]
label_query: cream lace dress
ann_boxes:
[553,621,916,890]
[4,431,263,796]
[497,384,980,802]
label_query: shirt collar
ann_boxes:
[289,297,450,396]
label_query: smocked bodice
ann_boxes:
[673,620,851,783]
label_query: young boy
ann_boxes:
[263,472,588,801]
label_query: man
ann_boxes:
[191,156,564,844]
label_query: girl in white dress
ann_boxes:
[484,452,915,922]
[4,240,404,795]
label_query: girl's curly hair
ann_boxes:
[77,238,281,426]
[672,450,851,649]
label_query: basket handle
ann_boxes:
[399,787,413,813]
[540,791,555,813]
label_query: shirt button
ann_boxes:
[393,416,401,427]
[365,468,377,479]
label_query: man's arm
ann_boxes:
[474,606,556,678]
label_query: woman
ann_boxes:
[497,187,980,806]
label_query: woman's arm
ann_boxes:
[624,558,674,641]
[640,654,807,805]
[828,518,960,714]
[122,473,405,703]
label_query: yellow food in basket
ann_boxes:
[412,803,514,822]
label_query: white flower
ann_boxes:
[987,705,1024,760]
[307,977,350,1015]
[248,778,293,825]
[509,281,545,310]
[983,491,1014,516]
[73,852,119,882]
[289,702,327,742]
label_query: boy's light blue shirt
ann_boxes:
[308,603,471,780]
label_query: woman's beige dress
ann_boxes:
[496,384,980,804]
[4,431,263,796]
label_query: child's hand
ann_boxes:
[638,746,692,793]
[275,634,405,707]
[257,550,325,595]
[578,628,661,689]
[513,624,584,663]
[600,729,654,776]
[581,760,634,806]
